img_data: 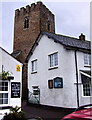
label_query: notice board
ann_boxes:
[11,82,20,98]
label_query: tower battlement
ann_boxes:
[15,1,54,17]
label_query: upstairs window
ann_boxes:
[49,52,58,68]
[31,59,37,73]
[84,53,91,66]
[47,23,50,31]
[47,21,51,32]
[24,17,29,29]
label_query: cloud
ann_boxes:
[47,2,90,39]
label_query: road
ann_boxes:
[22,102,75,120]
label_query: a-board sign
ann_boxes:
[11,82,20,98]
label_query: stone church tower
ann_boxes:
[13,1,55,100]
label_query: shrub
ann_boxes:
[2,106,27,120]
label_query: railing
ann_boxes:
[28,90,40,104]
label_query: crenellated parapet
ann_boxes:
[15,1,54,17]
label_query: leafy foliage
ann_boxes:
[0,71,13,80]
[2,106,27,120]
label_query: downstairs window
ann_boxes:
[0,81,9,105]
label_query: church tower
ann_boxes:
[13,1,55,99]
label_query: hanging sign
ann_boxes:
[11,82,20,98]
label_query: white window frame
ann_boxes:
[82,83,91,97]
[0,81,9,106]
[31,59,37,73]
[81,72,91,97]
[84,53,91,66]
[49,52,58,69]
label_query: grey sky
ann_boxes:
[1,1,90,53]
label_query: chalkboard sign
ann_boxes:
[11,82,20,98]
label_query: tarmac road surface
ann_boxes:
[22,102,75,120]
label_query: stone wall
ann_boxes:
[13,1,55,100]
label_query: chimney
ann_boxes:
[79,33,85,41]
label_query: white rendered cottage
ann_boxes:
[0,47,22,119]
[26,32,91,109]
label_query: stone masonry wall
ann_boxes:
[13,1,55,100]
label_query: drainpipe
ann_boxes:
[75,50,79,108]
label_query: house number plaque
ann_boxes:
[11,82,20,98]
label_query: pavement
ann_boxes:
[22,101,75,120]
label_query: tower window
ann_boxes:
[47,21,51,32]
[24,17,29,29]
[48,23,50,31]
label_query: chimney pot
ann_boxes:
[79,33,85,41]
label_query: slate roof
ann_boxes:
[42,32,91,51]
[0,47,22,64]
[26,32,91,62]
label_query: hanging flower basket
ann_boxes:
[0,71,14,80]
[7,76,14,80]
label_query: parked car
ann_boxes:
[61,104,92,120]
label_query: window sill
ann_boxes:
[48,66,58,70]
[31,71,37,74]
[84,65,91,68]
[74,83,82,85]
[82,96,92,97]
[23,28,29,30]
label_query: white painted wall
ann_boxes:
[0,47,22,117]
[28,35,91,108]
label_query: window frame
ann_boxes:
[48,52,58,69]
[31,59,37,73]
[81,73,91,97]
[82,83,91,97]
[0,81,9,106]
[84,53,91,67]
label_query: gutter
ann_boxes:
[75,50,79,108]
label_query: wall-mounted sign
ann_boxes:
[48,80,53,89]
[54,77,63,88]
[11,82,20,98]
[16,65,21,72]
